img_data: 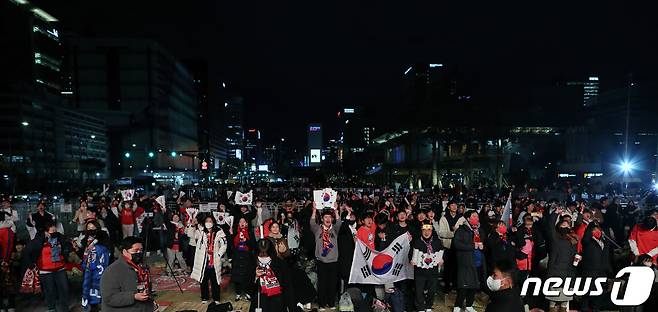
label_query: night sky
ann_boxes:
[40,1,658,148]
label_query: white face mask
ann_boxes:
[205,223,214,229]
[486,276,502,291]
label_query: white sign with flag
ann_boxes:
[185,208,198,221]
[199,203,210,213]
[155,196,165,209]
[235,190,253,205]
[349,233,414,284]
[213,212,234,233]
[313,188,338,209]
[208,202,218,211]
[121,189,135,201]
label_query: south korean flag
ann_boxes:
[349,233,414,284]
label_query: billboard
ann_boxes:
[310,149,321,163]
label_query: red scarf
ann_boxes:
[125,256,150,293]
[321,225,331,252]
[234,227,250,251]
[258,258,282,296]
[207,231,215,267]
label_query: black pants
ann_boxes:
[317,261,338,307]
[455,288,476,309]
[201,267,220,301]
[415,274,438,310]
[235,281,247,296]
[250,293,283,312]
[185,245,196,268]
[444,248,458,292]
[40,270,70,312]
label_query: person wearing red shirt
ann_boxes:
[574,209,593,253]
[25,221,70,312]
[356,211,377,250]
[120,201,136,238]
[628,213,658,264]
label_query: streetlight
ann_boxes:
[21,121,29,126]
[170,151,177,157]
[124,152,131,158]
[148,152,155,158]
[619,160,634,174]
[90,135,96,139]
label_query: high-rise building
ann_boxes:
[308,123,323,167]
[363,126,375,146]
[567,76,600,107]
[583,76,599,106]
[244,128,262,166]
[0,1,108,190]
[225,96,244,160]
[65,37,198,177]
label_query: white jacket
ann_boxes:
[438,215,465,249]
[190,226,227,284]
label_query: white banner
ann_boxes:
[235,190,253,205]
[349,233,414,284]
[121,189,135,201]
[199,203,210,212]
[313,188,337,209]
[208,202,218,211]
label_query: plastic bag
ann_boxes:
[339,291,355,312]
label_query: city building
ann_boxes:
[64,37,198,177]
[566,76,600,107]
[225,96,244,160]
[308,123,323,167]
[0,0,109,191]
[244,128,263,167]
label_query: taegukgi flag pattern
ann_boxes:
[349,232,414,284]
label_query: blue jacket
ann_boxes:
[82,242,111,309]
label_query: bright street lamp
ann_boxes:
[21,121,29,126]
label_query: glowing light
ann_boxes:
[404,66,412,75]
[170,151,177,157]
[619,160,634,174]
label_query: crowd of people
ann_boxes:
[0,186,658,312]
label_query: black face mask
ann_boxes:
[85,229,98,237]
[558,227,572,235]
[130,252,144,264]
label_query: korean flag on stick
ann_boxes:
[235,190,253,205]
[120,189,134,201]
[313,188,337,209]
[349,233,414,284]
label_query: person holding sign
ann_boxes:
[411,221,444,312]
[309,203,341,310]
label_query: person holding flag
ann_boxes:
[309,203,342,310]
[411,221,444,312]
